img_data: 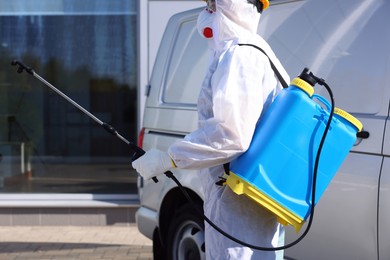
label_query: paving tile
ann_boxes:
[0,225,152,260]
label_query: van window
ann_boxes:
[163,19,209,106]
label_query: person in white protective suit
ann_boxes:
[132,0,290,259]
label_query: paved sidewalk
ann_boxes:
[0,225,152,259]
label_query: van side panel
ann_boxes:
[379,114,390,259]
[285,153,380,259]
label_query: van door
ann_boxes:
[259,0,390,259]
[143,9,207,138]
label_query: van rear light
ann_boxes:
[138,127,145,148]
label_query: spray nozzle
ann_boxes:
[11,60,34,75]
[298,68,327,87]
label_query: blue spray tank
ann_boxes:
[226,68,363,232]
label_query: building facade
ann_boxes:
[0,0,202,225]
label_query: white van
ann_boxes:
[136,0,390,259]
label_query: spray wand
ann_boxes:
[10,60,159,183]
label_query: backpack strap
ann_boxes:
[238,43,289,89]
[216,43,289,186]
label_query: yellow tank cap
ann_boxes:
[260,0,270,10]
[290,78,315,97]
[334,108,363,132]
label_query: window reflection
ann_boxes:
[0,1,138,193]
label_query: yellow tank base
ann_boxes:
[226,172,305,233]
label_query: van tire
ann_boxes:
[166,203,206,260]
[153,228,167,260]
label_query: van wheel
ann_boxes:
[167,203,206,260]
[153,228,167,260]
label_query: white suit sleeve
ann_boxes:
[169,46,274,169]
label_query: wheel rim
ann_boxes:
[172,220,205,260]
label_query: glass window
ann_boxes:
[0,0,138,193]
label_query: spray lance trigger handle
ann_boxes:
[129,148,160,183]
[129,147,176,182]
[129,145,159,183]
[128,146,175,182]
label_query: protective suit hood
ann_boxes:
[213,0,261,46]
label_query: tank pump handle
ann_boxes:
[299,68,325,86]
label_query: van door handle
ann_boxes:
[357,131,369,139]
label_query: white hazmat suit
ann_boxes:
[133,0,290,259]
